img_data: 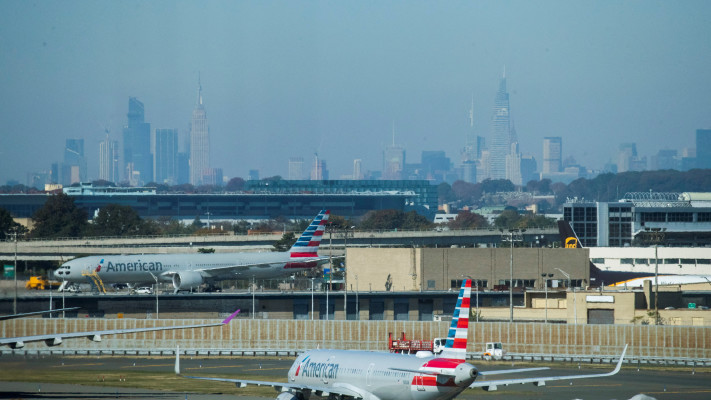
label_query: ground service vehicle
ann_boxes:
[483,342,504,360]
[25,276,61,290]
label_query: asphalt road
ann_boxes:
[1,354,710,400]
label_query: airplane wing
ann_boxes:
[166,256,332,278]
[174,346,365,399]
[1,309,240,349]
[470,345,627,391]
[0,307,80,321]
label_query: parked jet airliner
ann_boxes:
[1,308,239,349]
[175,280,627,400]
[54,210,331,292]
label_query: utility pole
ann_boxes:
[12,230,18,314]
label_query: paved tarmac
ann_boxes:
[1,354,710,400]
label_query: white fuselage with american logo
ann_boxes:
[54,252,322,285]
[289,349,475,400]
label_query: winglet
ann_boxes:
[611,344,628,375]
[221,309,241,324]
[175,345,180,375]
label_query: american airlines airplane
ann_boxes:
[175,280,627,399]
[54,210,331,292]
[1,308,239,349]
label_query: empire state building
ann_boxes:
[190,80,210,186]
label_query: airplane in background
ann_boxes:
[54,210,331,292]
[175,280,627,400]
[558,220,711,287]
[1,308,239,349]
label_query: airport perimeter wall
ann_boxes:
[2,318,710,360]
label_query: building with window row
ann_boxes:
[564,192,711,247]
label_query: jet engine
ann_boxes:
[453,362,478,386]
[172,270,204,291]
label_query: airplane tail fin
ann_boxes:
[557,220,582,248]
[289,210,330,258]
[439,279,471,361]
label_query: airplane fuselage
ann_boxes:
[55,252,318,285]
[288,349,475,400]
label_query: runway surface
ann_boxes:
[1,354,710,400]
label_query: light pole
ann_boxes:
[541,273,553,323]
[252,275,255,320]
[310,278,315,320]
[12,230,18,314]
[556,268,575,324]
[501,229,524,323]
[474,279,479,322]
[355,274,359,320]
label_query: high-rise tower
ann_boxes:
[154,128,179,184]
[542,137,562,174]
[99,133,119,183]
[123,97,152,185]
[487,72,511,180]
[190,78,210,186]
[288,157,305,180]
[382,123,405,180]
[63,138,86,185]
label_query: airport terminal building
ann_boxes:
[0,180,438,222]
[563,192,711,247]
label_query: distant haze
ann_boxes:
[1,1,710,183]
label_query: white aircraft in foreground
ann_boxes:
[175,280,627,400]
[1,308,239,349]
[54,210,331,292]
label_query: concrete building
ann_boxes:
[346,247,590,293]
[564,192,711,247]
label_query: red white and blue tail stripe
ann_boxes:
[439,279,471,361]
[289,210,329,258]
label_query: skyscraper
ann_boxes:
[63,138,86,185]
[123,97,152,185]
[696,129,711,169]
[154,128,179,184]
[288,157,305,180]
[353,159,363,180]
[542,137,562,174]
[99,134,119,183]
[383,125,405,180]
[310,153,328,180]
[190,80,210,186]
[488,73,511,180]
[505,142,522,186]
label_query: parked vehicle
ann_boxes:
[135,287,153,294]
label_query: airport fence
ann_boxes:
[2,318,710,360]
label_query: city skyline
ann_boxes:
[1,1,710,185]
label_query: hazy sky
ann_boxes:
[1,1,710,184]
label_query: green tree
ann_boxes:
[359,209,433,230]
[273,232,297,252]
[91,204,155,236]
[31,194,88,238]
[493,208,521,229]
[0,207,25,240]
[225,177,245,191]
[448,211,489,229]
